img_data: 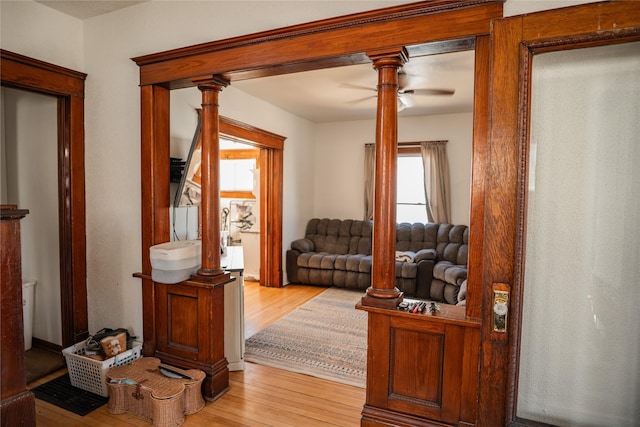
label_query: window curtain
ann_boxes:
[364,144,375,221]
[420,141,451,224]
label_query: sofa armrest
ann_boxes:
[415,248,437,263]
[415,258,435,299]
[291,238,315,253]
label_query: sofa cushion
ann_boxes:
[291,238,314,253]
[396,261,417,279]
[433,261,467,285]
[297,252,338,269]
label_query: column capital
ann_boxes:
[191,75,230,91]
[366,47,408,69]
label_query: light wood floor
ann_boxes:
[29,282,366,426]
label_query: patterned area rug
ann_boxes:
[244,287,368,388]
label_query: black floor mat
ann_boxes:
[31,374,108,416]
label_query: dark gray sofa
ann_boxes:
[286,218,468,304]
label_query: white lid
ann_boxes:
[150,240,201,260]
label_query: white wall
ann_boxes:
[0,1,83,347]
[0,1,83,71]
[313,112,472,225]
[1,88,62,346]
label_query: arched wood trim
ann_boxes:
[0,49,88,347]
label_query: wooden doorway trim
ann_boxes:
[481,2,640,426]
[0,50,88,347]
[132,0,503,422]
[219,116,285,287]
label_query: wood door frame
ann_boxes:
[481,2,640,425]
[219,116,285,287]
[132,0,503,422]
[133,0,503,307]
[0,50,88,347]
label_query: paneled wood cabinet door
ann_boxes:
[480,2,640,426]
[154,279,230,401]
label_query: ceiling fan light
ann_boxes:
[397,97,406,112]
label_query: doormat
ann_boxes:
[32,374,108,416]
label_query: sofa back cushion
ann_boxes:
[304,219,467,264]
[305,218,372,255]
[396,222,468,266]
[437,224,468,265]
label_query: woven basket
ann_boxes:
[106,357,205,427]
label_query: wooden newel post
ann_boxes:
[192,77,229,279]
[361,48,407,309]
[1,206,36,426]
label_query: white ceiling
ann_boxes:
[232,50,475,123]
[35,0,146,19]
[35,0,475,123]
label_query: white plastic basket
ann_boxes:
[62,340,142,397]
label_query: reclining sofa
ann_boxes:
[286,218,468,304]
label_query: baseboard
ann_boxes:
[31,337,62,353]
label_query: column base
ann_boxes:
[361,287,403,309]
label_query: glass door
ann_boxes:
[517,41,640,427]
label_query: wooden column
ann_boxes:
[192,77,229,279]
[361,48,407,309]
[1,206,35,426]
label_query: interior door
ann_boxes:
[479,2,640,426]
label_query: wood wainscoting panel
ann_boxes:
[361,307,480,426]
[165,286,200,352]
[389,318,445,414]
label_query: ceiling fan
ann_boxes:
[345,69,455,111]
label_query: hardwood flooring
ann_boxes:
[30,282,366,426]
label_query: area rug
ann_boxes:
[244,286,368,388]
[31,374,108,416]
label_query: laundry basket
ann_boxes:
[62,340,142,397]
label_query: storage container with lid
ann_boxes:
[150,240,201,284]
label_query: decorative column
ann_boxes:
[191,77,229,280]
[361,48,407,309]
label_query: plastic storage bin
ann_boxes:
[62,340,142,397]
[22,278,37,351]
[150,240,201,284]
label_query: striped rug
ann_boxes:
[244,287,368,388]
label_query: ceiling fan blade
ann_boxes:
[346,95,376,104]
[340,83,377,92]
[407,88,455,96]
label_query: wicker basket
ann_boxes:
[62,340,142,397]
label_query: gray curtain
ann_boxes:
[420,141,451,224]
[364,144,375,221]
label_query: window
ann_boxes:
[396,154,427,223]
[219,137,259,199]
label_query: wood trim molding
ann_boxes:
[218,116,285,288]
[133,0,504,423]
[220,116,285,150]
[1,49,86,96]
[481,2,640,425]
[131,1,503,88]
[1,50,88,347]
[132,1,500,66]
